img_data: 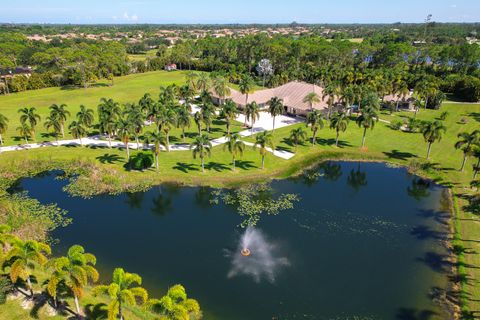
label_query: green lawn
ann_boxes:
[127,49,159,62]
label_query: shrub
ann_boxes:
[454,76,480,102]
[439,111,449,121]
[129,152,154,171]
[459,117,469,124]
[0,276,13,304]
[390,119,404,131]
[407,118,424,132]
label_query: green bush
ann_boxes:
[390,119,404,130]
[0,276,13,304]
[129,152,154,171]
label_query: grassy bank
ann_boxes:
[0,101,479,318]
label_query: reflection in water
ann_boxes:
[347,165,368,192]
[125,192,145,210]
[407,178,431,201]
[150,185,180,216]
[320,162,342,181]
[195,187,213,208]
[226,227,289,283]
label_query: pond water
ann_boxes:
[18,162,451,320]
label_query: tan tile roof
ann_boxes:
[213,81,330,111]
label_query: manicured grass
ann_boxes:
[127,49,158,61]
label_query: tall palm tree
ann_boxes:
[16,122,31,144]
[98,98,121,148]
[224,133,245,171]
[422,121,447,159]
[5,239,51,296]
[212,76,231,105]
[246,102,261,134]
[254,131,274,169]
[196,73,211,93]
[49,104,70,138]
[289,127,308,152]
[44,115,62,144]
[124,104,144,149]
[473,146,480,180]
[239,74,255,126]
[0,114,8,145]
[220,100,239,136]
[115,118,133,160]
[185,71,198,92]
[355,105,378,148]
[455,130,480,172]
[193,111,203,135]
[138,93,155,118]
[76,105,94,130]
[93,268,148,320]
[156,106,177,151]
[200,101,216,133]
[146,284,201,319]
[322,82,340,119]
[18,107,41,141]
[144,131,167,172]
[330,111,349,147]
[306,110,324,145]
[69,121,87,146]
[190,134,212,172]
[46,245,99,314]
[303,92,321,111]
[267,97,284,132]
[176,107,191,143]
[394,81,410,112]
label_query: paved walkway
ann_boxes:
[0,108,302,160]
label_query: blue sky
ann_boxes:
[1,0,479,24]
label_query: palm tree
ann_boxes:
[115,118,133,160]
[224,133,245,171]
[322,82,340,119]
[146,284,201,319]
[246,102,261,134]
[69,121,87,146]
[5,239,51,296]
[98,98,121,148]
[0,113,8,145]
[473,146,480,180]
[76,105,95,129]
[125,106,144,149]
[18,107,41,140]
[196,73,211,93]
[138,93,155,118]
[254,131,274,169]
[330,112,349,147]
[356,106,378,148]
[46,245,99,314]
[93,268,148,320]
[200,101,216,133]
[422,121,447,159]
[455,130,480,172]
[144,131,167,171]
[394,81,410,112]
[176,107,191,142]
[212,76,231,105]
[44,115,62,144]
[16,122,31,144]
[239,74,255,126]
[185,71,198,92]
[306,110,324,145]
[193,111,203,135]
[268,97,284,132]
[190,134,212,172]
[49,104,70,138]
[156,106,176,151]
[289,127,308,152]
[220,100,239,136]
[303,92,321,111]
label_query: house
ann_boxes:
[383,91,415,110]
[0,66,33,79]
[211,81,334,117]
[164,64,177,71]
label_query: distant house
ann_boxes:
[383,91,415,110]
[164,64,177,71]
[0,66,32,79]
[211,81,335,117]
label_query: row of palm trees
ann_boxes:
[0,225,201,320]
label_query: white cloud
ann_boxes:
[131,14,138,21]
[123,12,129,19]
[122,12,138,21]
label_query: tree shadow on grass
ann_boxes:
[96,153,123,164]
[205,161,229,172]
[383,149,418,161]
[467,112,480,123]
[317,138,351,148]
[173,162,199,173]
[88,145,110,150]
[236,160,257,170]
[82,303,108,320]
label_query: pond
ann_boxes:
[18,162,452,320]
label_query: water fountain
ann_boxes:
[226,226,290,283]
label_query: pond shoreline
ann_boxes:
[3,152,462,319]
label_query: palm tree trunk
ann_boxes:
[107,133,112,148]
[474,158,480,179]
[461,154,468,172]
[79,136,83,146]
[261,155,265,169]
[126,142,130,160]
[0,133,3,145]
[233,158,236,171]
[361,127,367,148]
[74,295,81,315]
[155,154,159,172]
[166,134,170,152]
[201,158,205,172]
[119,301,123,320]
[136,136,140,149]
[272,117,276,132]
[426,142,432,159]
[26,276,33,297]
[24,136,28,144]
[424,96,429,109]
[312,130,317,145]
[61,125,65,138]
[182,129,186,143]
[335,132,340,147]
